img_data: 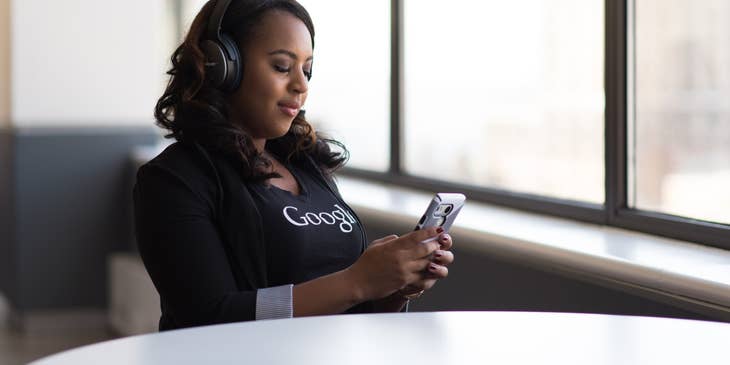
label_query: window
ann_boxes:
[630,0,730,225]
[403,0,604,204]
[297,0,391,171]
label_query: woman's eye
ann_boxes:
[274,64,311,81]
[274,65,290,73]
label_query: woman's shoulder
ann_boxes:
[144,140,199,165]
[136,141,222,194]
[140,141,195,173]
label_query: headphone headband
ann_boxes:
[207,0,233,45]
[203,0,242,91]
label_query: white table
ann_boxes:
[30,311,730,364]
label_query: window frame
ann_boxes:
[339,0,730,250]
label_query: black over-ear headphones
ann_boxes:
[202,0,242,92]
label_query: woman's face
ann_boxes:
[228,10,313,143]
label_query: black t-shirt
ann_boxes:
[247,159,373,313]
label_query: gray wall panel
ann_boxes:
[12,127,158,310]
[0,129,15,306]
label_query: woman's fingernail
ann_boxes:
[440,233,450,242]
[429,264,438,271]
[436,227,444,234]
[434,251,443,258]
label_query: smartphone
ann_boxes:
[414,193,466,232]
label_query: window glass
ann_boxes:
[403,0,605,203]
[297,1,390,171]
[631,0,730,224]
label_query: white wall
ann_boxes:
[0,0,10,127]
[10,0,171,127]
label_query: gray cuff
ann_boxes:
[255,284,294,320]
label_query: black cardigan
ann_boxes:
[133,141,368,330]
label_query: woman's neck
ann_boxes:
[252,138,266,153]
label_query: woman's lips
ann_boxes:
[278,106,298,117]
[278,103,299,117]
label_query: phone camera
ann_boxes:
[435,204,453,217]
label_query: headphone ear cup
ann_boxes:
[218,33,242,92]
[202,40,229,88]
[201,35,241,92]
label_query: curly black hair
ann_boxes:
[154,0,348,181]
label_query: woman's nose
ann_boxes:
[290,70,309,94]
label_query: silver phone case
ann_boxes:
[414,193,466,232]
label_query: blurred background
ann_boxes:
[1,0,729,363]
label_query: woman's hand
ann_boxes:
[344,227,443,302]
[398,232,454,297]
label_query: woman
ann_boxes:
[134,0,455,331]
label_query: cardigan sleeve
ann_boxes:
[134,163,263,328]
[256,284,294,320]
